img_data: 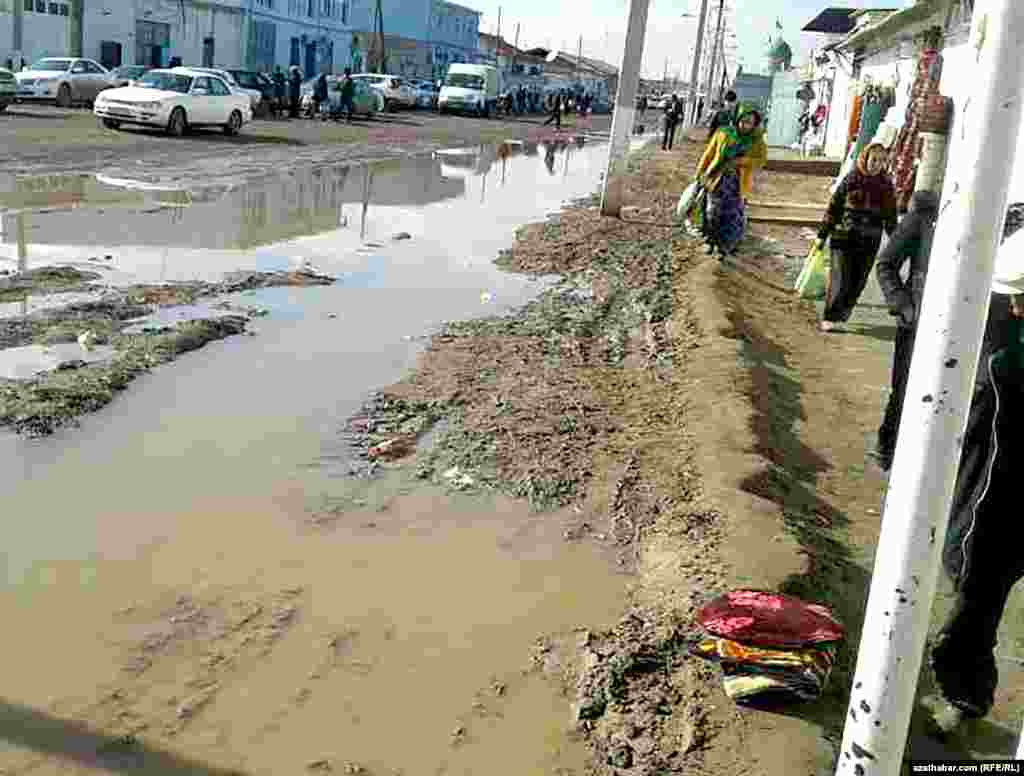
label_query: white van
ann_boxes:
[438,64,499,117]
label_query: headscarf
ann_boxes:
[845,143,896,215]
[855,143,888,176]
[719,105,762,163]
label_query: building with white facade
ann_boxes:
[1,0,356,74]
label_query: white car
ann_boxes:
[15,57,109,107]
[352,74,415,111]
[94,68,252,136]
[189,67,262,113]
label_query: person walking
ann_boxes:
[272,66,287,119]
[313,71,329,120]
[873,190,940,472]
[815,143,897,331]
[694,106,764,258]
[928,211,1024,731]
[707,90,738,141]
[337,67,356,122]
[637,93,647,118]
[288,65,303,119]
[662,94,683,151]
[543,91,562,129]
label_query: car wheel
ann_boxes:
[56,84,72,108]
[383,98,393,112]
[224,109,243,136]
[167,107,187,137]
[101,118,120,129]
[0,102,7,114]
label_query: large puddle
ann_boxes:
[0,137,634,773]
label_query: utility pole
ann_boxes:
[686,0,710,126]
[513,23,520,73]
[598,0,651,217]
[576,34,583,86]
[704,0,725,108]
[496,6,502,45]
[833,0,1024,772]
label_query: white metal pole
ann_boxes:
[834,1,1024,773]
[598,0,650,217]
[1017,717,1024,759]
[686,0,710,127]
[704,0,724,105]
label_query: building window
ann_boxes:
[307,0,314,16]
[341,0,347,23]
[23,0,32,10]
[58,3,68,13]
[35,0,44,11]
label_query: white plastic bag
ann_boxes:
[676,181,703,220]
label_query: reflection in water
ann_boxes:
[0,137,594,283]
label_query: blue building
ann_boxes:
[346,0,478,78]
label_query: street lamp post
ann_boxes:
[684,0,709,127]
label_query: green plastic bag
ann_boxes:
[795,241,831,300]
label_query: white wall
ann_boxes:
[824,64,852,159]
[0,11,13,64]
[83,5,133,66]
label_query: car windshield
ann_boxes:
[445,73,484,90]
[31,58,72,72]
[115,66,146,78]
[136,72,192,93]
[231,72,259,88]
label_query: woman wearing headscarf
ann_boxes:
[816,142,898,331]
[694,105,764,258]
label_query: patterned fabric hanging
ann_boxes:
[888,47,944,212]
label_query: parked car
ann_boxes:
[15,57,109,107]
[351,74,415,111]
[409,79,438,109]
[300,75,384,117]
[227,69,275,115]
[105,65,152,90]
[0,67,15,112]
[93,67,252,136]
[189,67,263,114]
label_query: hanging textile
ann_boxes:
[851,99,884,163]
[846,93,864,151]
[888,47,944,212]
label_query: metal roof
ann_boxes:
[802,8,859,35]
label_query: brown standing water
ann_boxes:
[0,138,636,774]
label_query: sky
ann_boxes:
[470,0,903,80]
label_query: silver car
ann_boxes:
[15,57,109,106]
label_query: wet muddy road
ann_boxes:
[0,137,636,774]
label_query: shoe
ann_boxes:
[929,634,997,719]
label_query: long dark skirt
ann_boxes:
[702,171,745,254]
[824,228,882,323]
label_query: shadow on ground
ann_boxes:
[0,698,247,774]
[720,272,873,753]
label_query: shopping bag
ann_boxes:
[676,181,704,220]
[795,240,831,300]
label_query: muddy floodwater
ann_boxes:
[0,138,633,774]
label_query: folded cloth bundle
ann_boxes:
[693,637,838,705]
[693,590,845,706]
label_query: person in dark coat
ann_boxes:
[662,94,683,151]
[874,189,940,471]
[288,66,302,119]
[312,72,328,119]
[816,143,898,331]
[929,210,1024,727]
[707,90,738,141]
[272,66,287,119]
[543,92,562,129]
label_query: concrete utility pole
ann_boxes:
[598,0,650,217]
[833,0,1024,772]
[703,0,724,107]
[686,0,710,126]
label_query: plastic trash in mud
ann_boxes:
[77,330,98,351]
[442,466,475,490]
[393,232,412,241]
[480,291,495,304]
[367,435,416,461]
[692,590,845,706]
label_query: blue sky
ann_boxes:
[471,0,902,79]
